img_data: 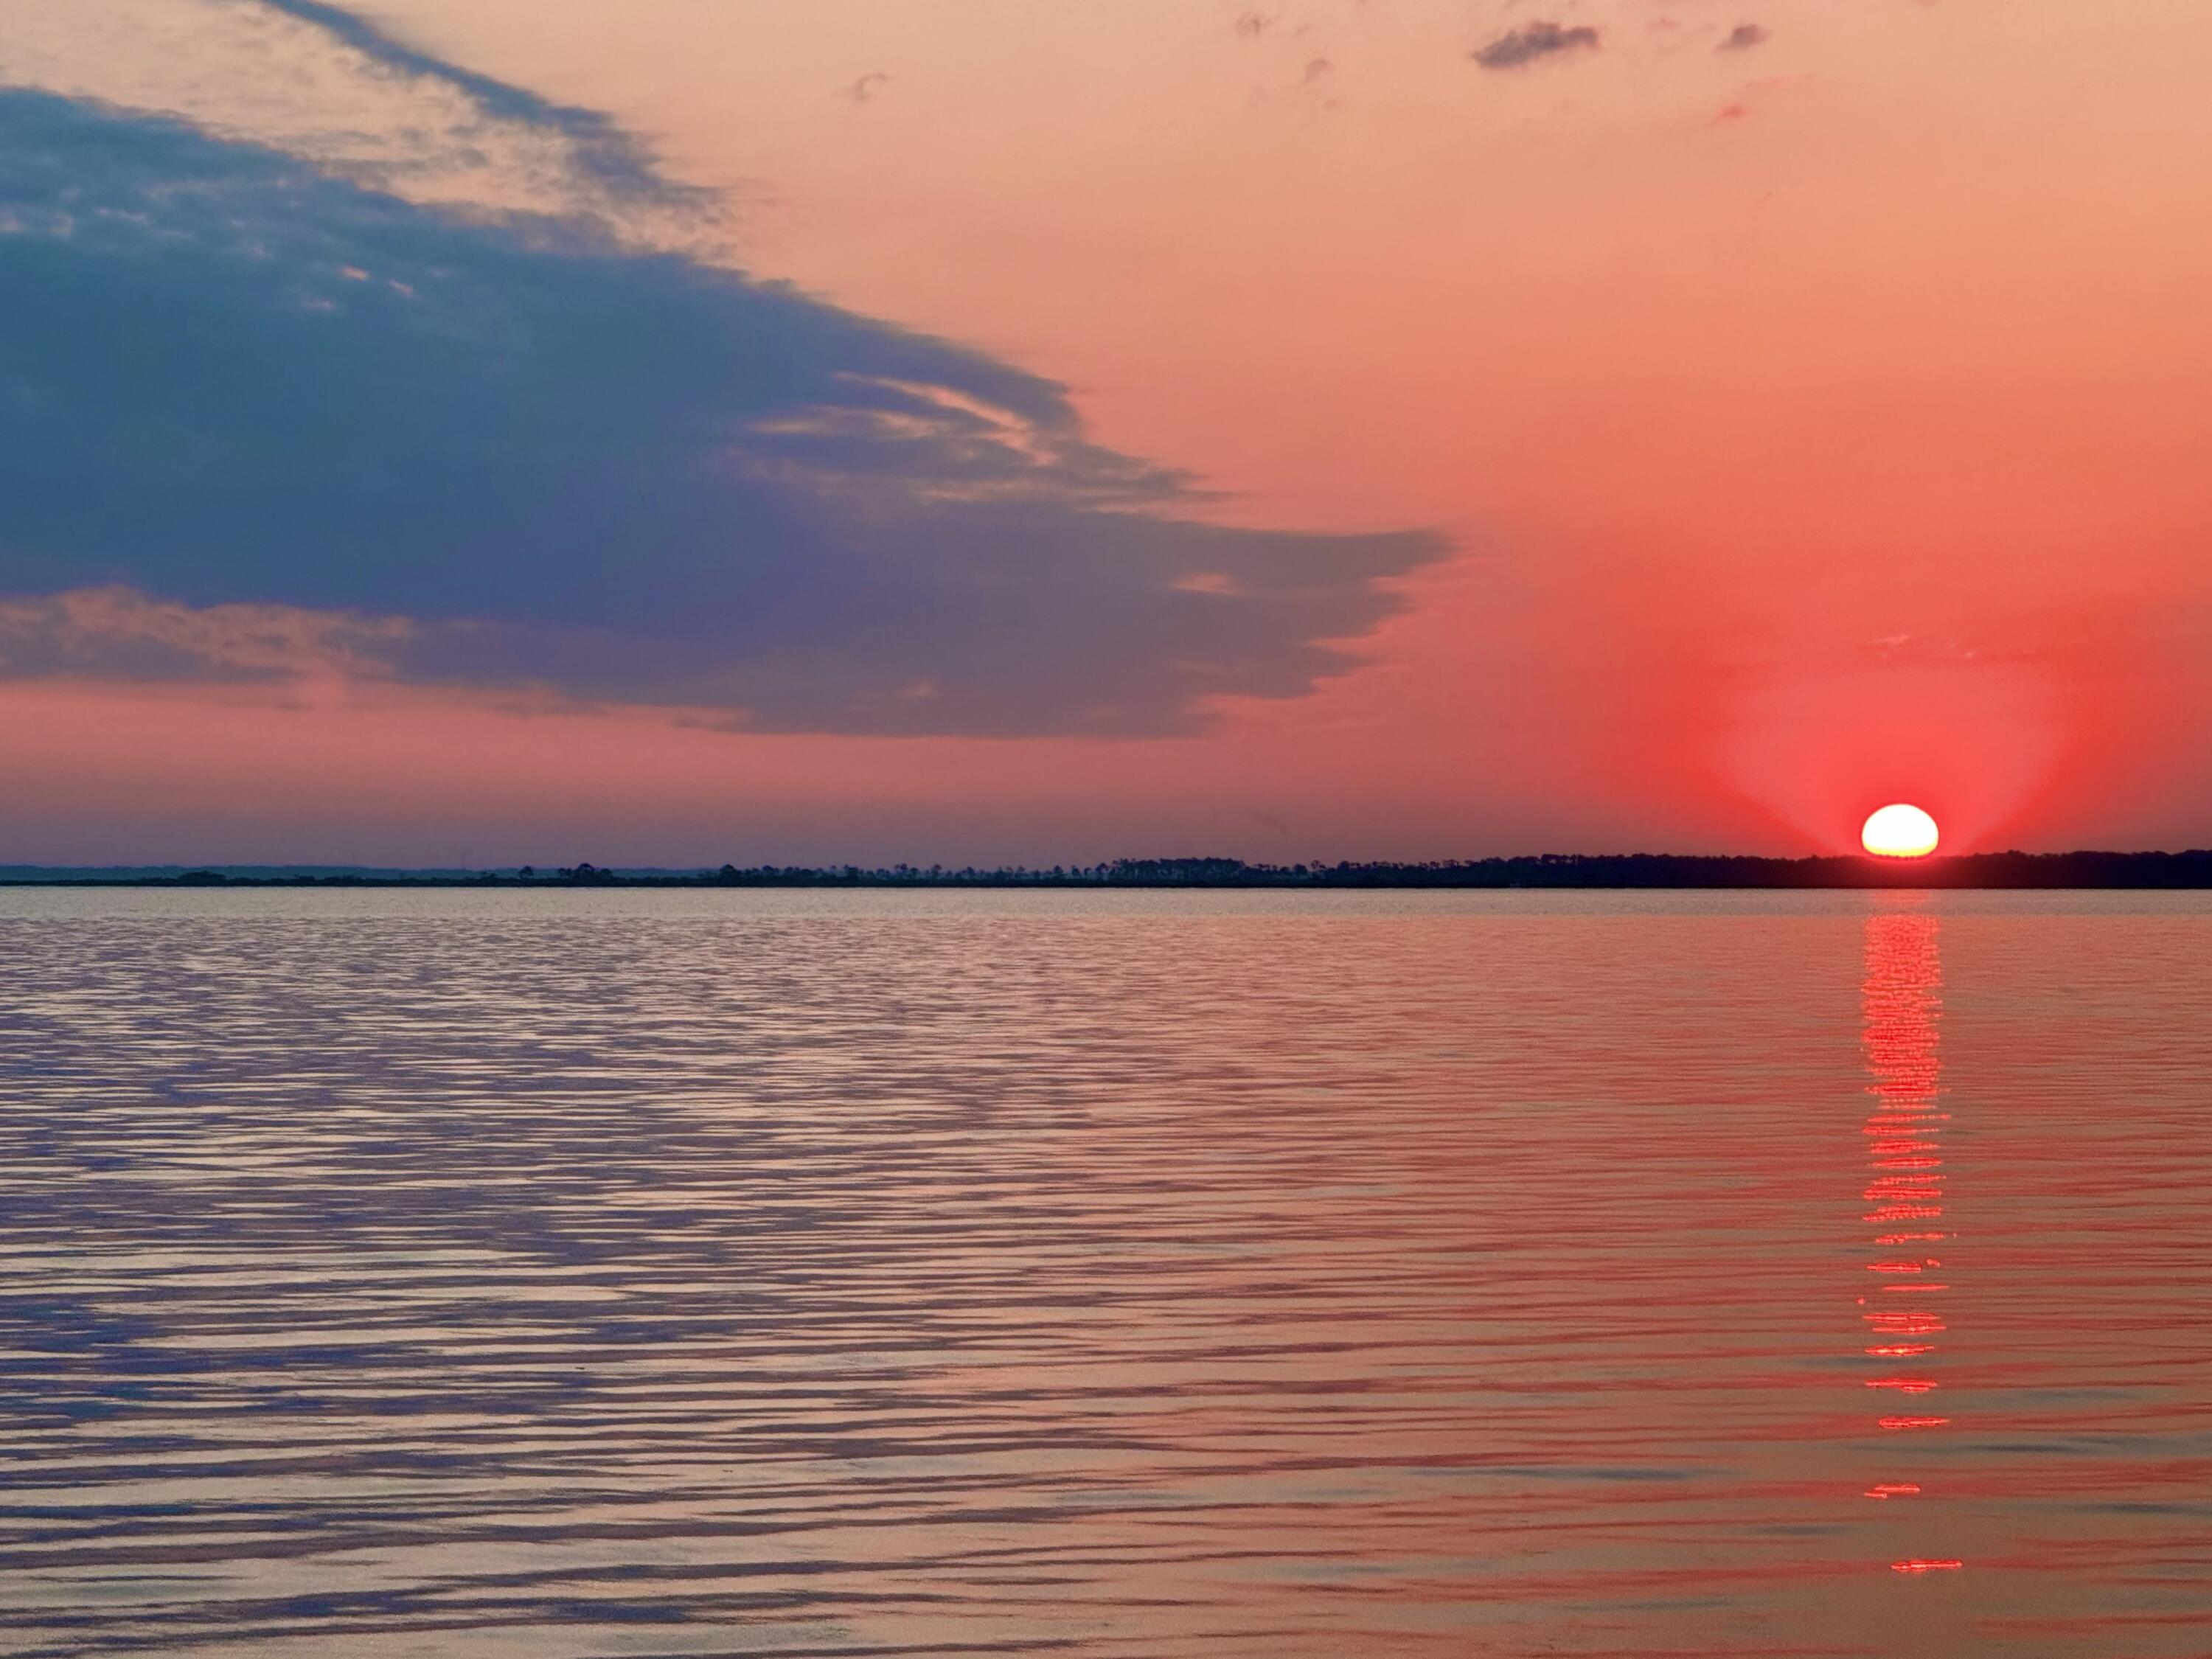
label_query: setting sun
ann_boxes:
[1862,804,1941,859]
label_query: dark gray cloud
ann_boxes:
[1472,21,1601,70]
[0,88,1440,736]
[1717,23,1770,52]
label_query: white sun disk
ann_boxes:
[1862,803,1940,859]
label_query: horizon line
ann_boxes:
[6,849,2212,890]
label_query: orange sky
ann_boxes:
[3,0,2210,864]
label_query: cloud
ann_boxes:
[1472,21,1601,71]
[251,0,695,210]
[0,82,1441,736]
[1717,23,1770,52]
[1,0,719,251]
[0,587,408,685]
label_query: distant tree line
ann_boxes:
[109,850,2212,889]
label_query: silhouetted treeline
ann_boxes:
[17,850,2212,888]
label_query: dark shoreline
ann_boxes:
[8,852,2212,889]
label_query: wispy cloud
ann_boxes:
[251,0,695,209]
[1472,21,1601,71]
[1,0,719,251]
[0,587,410,685]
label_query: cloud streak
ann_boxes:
[0,587,409,686]
[249,0,698,211]
[1472,22,1601,71]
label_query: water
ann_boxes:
[0,888,2207,1657]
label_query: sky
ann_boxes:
[3,0,2210,865]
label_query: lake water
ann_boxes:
[0,888,2207,1656]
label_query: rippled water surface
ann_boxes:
[1,888,2208,1657]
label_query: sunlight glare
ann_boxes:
[1861,804,1940,859]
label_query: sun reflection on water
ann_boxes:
[1860,905,1962,1575]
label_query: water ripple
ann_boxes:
[0,888,2207,1655]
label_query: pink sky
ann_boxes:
[3,0,2210,864]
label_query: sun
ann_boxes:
[1862,803,1940,859]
